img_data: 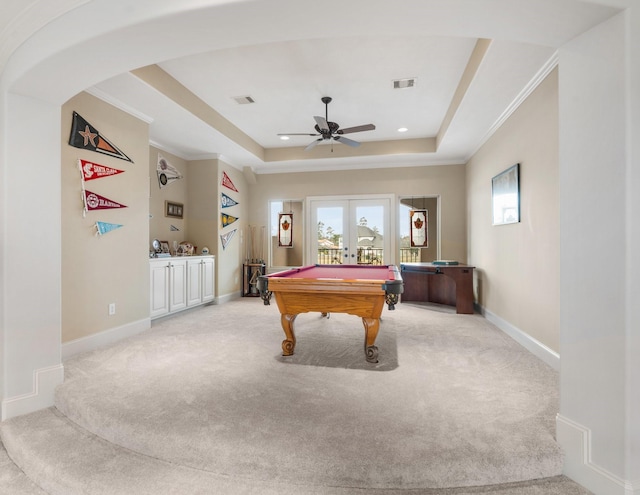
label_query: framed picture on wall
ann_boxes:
[492,163,520,225]
[165,200,183,219]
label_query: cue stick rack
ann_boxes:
[242,261,265,297]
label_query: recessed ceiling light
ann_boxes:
[280,136,290,140]
[398,127,408,133]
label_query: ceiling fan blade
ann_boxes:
[305,138,323,151]
[314,116,329,132]
[334,136,360,147]
[277,133,319,136]
[336,124,376,135]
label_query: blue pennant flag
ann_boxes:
[95,221,123,236]
[221,193,238,208]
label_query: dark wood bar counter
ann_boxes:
[400,262,475,314]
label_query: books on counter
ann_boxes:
[432,260,459,265]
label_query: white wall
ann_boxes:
[1,94,64,417]
[557,8,640,493]
[627,3,640,488]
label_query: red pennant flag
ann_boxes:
[79,159,125,181]
[69,112,133,162]
[83,190,127,213]
[221,171,238,192]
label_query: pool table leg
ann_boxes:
[281,313,297,356]
[362,317,380,363]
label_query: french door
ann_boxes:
[308,196,392,266]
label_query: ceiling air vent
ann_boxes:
[233,95,255,105]
[393,78,416,89]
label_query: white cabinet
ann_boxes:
[150,256,215,319]
[187,256,215,306]
[187,257,215,306]
[186,259,203,307]
[169,258,187,312]
[201,257,215,302]
[150,259,170,318]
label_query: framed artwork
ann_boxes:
[410,210,428,247]
[278,213,293,247]
[160,240,170,254]
[492,163,520,225]
[165,200,184,219]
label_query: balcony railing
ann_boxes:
[315,247,421,265]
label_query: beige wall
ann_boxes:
[247,164,467,266]
[187,159,247,299]
[149,147,188,252]
[466,68,559,352]
[61,92,150,343]
[271,200,304,268]
[217,163,247,298]
[185,158,217,258]
[59,71,556,354]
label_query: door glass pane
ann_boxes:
[316,206,344,264]
[355,205,384,265]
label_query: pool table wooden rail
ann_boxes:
[257,265,403,363]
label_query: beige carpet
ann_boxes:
[0,299,591,493]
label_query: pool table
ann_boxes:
[257,264,403,363]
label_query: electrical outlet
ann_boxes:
[108,303,116,315]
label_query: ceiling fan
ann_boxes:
[278,96,375,151]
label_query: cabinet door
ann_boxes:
[201,257,215,302]
[150,261,169,318]
[186,259,203,306]
[169,259,187,312]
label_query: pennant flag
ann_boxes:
[79,159,125,181]
[83,189,127,214]
[221,171,238,192]
[221,192,238,208]
[221,213,238,227]
[170,225,180,231]
[157,154,183,188]
[95,221,123,236]
[69,112,133,162]
[220,229,237,250]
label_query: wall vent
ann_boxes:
[393,78,416,89]
[233,95,255,104]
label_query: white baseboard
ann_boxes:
[479,306,560,371]
[557,414,639,495]
[216,291,242,305]
[62,318,151,360]
[1,364,64,420]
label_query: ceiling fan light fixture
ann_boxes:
[278,96,375,151]
[398,127,408,133]
[280,135,290,140]
[393,78,416,89]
